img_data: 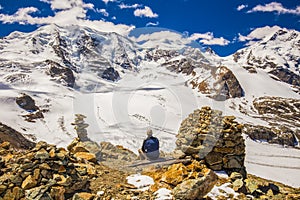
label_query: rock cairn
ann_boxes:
[175,106,246,177]
[72,114,89,142]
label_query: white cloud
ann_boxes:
[189,32,230,46]
[102,0,117,5]
[134,6,158,18]
[237,4,248,11]
[0,5,3,10]
[146,21,159,27]
[131,31,191,49]
[238,26,286,45]
[96,8,109,17]
[131,30,229,49]
[119,3,142,9]
[248,2,300,15]
[0,0,134,35]
[40,0,94,10]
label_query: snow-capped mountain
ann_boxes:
[231,27,300,93]
[0,24,299,186]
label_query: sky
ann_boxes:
[0,0,299,56]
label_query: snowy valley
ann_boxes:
[0,24,299,190]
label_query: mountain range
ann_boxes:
[0,24,299,187]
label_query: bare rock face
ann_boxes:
[250,96,300,146]
[0,122,35,149]
[46,60,75,87]
[190,66,244,100]
[269,67,300,93]
[244,124,297,147]
[15,93,46,122]
[162,58,195,76]
[16,93,39,112]
[176,106,246,177]
[101,67,120,82]
[145,49,179,62]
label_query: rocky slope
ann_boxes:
[0,127,299,199]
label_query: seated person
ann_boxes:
[138,129,159,160]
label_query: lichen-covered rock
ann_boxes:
[173,169,217,200]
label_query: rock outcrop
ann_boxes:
[0,122,35,149]
[46,60,75,88]
[244,124,297,147]
[16,93,46,122]
[101,67,120,82]
[190,66,244,100]
[175,106,246,177]
[16,93,39,112]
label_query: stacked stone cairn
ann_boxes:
[175,106,246,177]
[71,114,90,142]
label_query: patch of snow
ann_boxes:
[245,137,300,188]
[126,174,154,191]
[154,188,173,200]
[214,171,229,179]
[206,183,239,199]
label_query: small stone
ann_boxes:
[230,172,243,181]
[49,148,56,158]
[53,174,71,186]
[0,184,7,195]
[58,165,67,173]
[33,168,40,181]
[35,148,49,160]
[0,141,10,149]
[12,186,24,200]
[72,192,94,200]
[21,175,37,190]
[74,152,97,163]
[39,163,51,170]
[50,186,65,200]
[232,179,244,191]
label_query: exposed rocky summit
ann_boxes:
[175,107,246,177]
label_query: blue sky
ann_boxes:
[0,0,299,56]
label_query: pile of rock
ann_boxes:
[0,140,98,199]
[175,106,246,177]
[72,114,89,142]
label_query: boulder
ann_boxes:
[173,169,217,200]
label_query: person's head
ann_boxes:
[147,129,153,137]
